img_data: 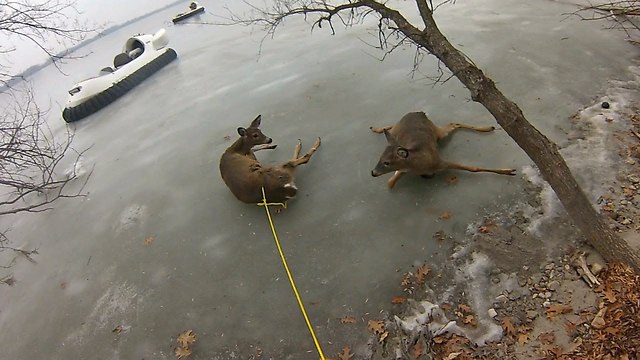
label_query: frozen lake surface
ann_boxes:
[1,0,639,358]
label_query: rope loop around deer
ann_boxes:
[258,187,325,360]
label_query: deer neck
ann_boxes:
[228,138,254,155]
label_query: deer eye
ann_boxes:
[383,161,390,166]
[253,134,259,139]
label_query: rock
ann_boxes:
[627,174,640,184]
[488,308,498,318]
[495,295,508,303]
[545,263,555,271]
[601,101,610,109]
[526,310,538,320]
[543,300,551,307]
[547,280,561,291]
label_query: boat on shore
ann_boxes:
[172,2,205,23]
[62,29,177,123]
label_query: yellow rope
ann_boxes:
[259,187,325,360]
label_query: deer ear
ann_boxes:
[237,127,247,136]
[383,129,399,145]
[250,114,262,128]
[396,147,409,158]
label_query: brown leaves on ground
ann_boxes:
[431,334,474,360]
[175,330,196,359]
[454,304,477,327]
[575,262,640,358]
[400,264,431,294]
[439,211,452,220]
[367,320,389,343]
[391,296,407,305]
[501,318,516,337]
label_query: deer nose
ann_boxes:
[371,170,380,177]
[266,138,272,144]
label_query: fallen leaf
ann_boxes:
[175,346,192,359]
[177,330,197,349]
[602,285,617,303]
[143,236,155,246]
[367,320,385,334]
[444,352,462,360]
[415,265,430,284]
[463,315,477,326]
[458,304,472,313]
[112,325,125,334]
[517,332,529,345]
[338,345,354,360]
[545,304,573,319]
[537,332,555,345]
[439,211,451,220]
[564,320,577,336]
[379,331,389,343]
[440,303,452,311]
[410,340,424,358]
[340,315,356,324]
[604,326,620,335]
[478,223,497,233]
[391,296,407,305]
[501,318,516,337]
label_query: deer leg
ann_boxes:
[285,137,321,167]
[387,171,406,189]
[254,144,278,152]
[436,123,495,140]
[444,161,516,176]
[370,125,393,134]
[292,139,302,160]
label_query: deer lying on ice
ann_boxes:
[219,115,321,204]
[371,112,516,189]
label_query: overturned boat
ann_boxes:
[172,2,205,23]
[62,28,177,123]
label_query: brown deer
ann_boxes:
[219,115,321,204]
[371,112,516,189]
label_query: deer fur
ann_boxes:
[219,115,321,204]
[371,111,516,189]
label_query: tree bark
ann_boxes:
[382,3,640,271]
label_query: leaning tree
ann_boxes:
[0,0,93,270]
[229,0,640,271]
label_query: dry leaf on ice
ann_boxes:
[175,346,192,359]
[143,236,155,246]
[340,315,356,324]
[338,345,354,360]
[177,330,197,348]
[415,265,431,284]
[391,296,407,305]
[439,211,451,220]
